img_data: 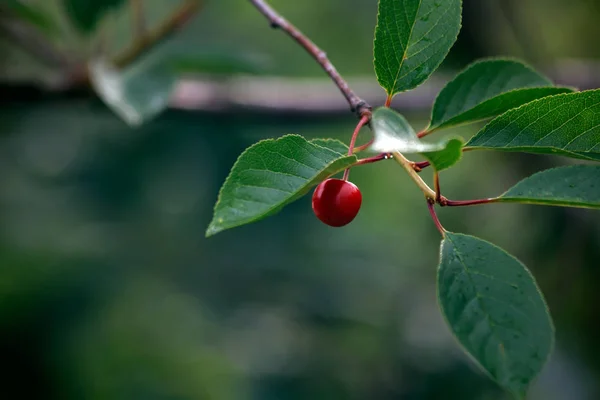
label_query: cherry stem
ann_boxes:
[355,153,389,166]
[353,138,374,154]
[343,115,370,180]
[347,115,370,156]
[427,200,446,236]
[441,197,499,207]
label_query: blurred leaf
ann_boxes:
[438,232,554,399]
[62,0,125,34]
[498,165,600,208]
[371,107,463,171]
[89,56,176,126]
[4,0,60,35]
[428,59,573,132]
[206,135,357,237]
[373,0,462,97]
[467,90,600,161]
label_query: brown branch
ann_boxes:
[248,0,371,118]
[113,0,202,68]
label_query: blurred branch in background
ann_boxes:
[113,0,202,68]
[171,59,600,115]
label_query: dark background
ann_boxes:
[1,1,600,399]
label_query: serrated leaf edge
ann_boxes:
[205,135,356,237]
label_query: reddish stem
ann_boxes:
[385,95,393,107]
[343,115,370,180]
[413,161,431,171]
[427,200,446,236]
[417,129,430,139]
[347,115,370,156]
[441,198,498,207]
[355,153,389,166]
[353,138,374,153]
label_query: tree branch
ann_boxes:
[248,0,371,118]
[113,0,202,68]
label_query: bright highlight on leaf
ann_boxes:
[206,135,357,237]
[428,59,574,132]
[371,108,463,171]
[438,233,554,399]
[467,90,600,161]
[374,0,462,97]
[498,165,600,209]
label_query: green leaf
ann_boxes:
[371,107,463,171]
[429,59,574,132]
[62,0,125,34]
[438,233,554,399]
[467,90,600,161]
[206,135,357,237]
[4,0,60,35]
[497,165,600,208]
[373,0,462,97]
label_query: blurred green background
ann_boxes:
[1,1,600,399]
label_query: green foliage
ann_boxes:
[4,0,60,35]
[206,2,600,396]
[370,107,463,171]
[467,90,600,161]
[62,0,126,33]
[438,233,554,399]
[428,59,573,132]
[206,135,357,237]
[373,0,462,97]
[498,165,600,208]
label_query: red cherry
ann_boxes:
[312,178,362,227]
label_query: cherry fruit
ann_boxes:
[312,178,362,227]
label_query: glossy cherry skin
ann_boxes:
[312,179,362,227]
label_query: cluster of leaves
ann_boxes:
[2,0,259,125]
[207,0,600,398]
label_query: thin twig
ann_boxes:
[392,152,436,200]
[427,200,446,236]
[413,160,431,171]
[113,0,202,68]
[434,171,441,203]
[343,115,371,180]
[355,153,390,166]
[353,138,374,153]
[248,0,371,118]
[440,197,498,207]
